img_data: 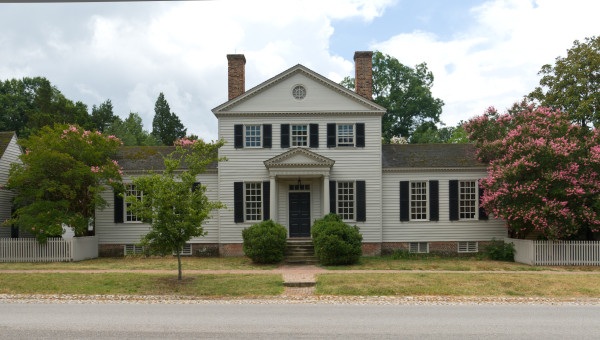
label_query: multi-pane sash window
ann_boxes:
[410,181,427,220]
[337,124,354,146]
[245,183,262,221]
[409,242,429,253]
[459,181,477,219]
[245,125,261,148]
[125,184,143,222]
[291,125,308,147]
[337,181,355,220]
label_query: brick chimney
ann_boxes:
[353,51,373,100]
[227,54,246,100]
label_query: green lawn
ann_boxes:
[0,273,283,296]
[316,273,600,297]
[0,256,275,271]
[324,256,600,272]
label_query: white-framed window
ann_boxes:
[337,181,355,221]
[458,241,478,253]
[245,182,262,221]
[125,184,143,222]
[409,242,429,253]
[289,184,310,191]
[173,244,193,256]
[124,244,145,255]
[459,181,477,219]
[291,124,308,147]
[337,124,354,147]
[410,181,428,221]
[245,125,261,148]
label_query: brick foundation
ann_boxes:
[192,244,220,257]
[219,243,244,257]
[362,243,381,256]
[99,244,125,257]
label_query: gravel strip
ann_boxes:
[2,294,599,306]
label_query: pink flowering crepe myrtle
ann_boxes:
[465,105,600,240]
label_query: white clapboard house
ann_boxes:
[95,52,506,257]
[0,131,21,238]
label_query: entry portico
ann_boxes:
[264,148,334,237]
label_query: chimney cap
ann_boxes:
[353,51,373,60]
[227,54,246,63]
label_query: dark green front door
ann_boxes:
[289,192,311,237]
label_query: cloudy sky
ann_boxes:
[1,0,598,140]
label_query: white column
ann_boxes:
[323,174,330,216]
[270,175,277,222]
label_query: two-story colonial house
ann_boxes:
[95,52,506,257]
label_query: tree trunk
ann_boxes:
[177,252,182,280]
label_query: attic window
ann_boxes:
[292,85,306,100]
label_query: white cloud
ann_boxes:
[372,0,600,126]
[0,0,392,140]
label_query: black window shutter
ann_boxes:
[263,124,272,148]
[356,181,366,222]
[234,124,243,149]
[356,123,365,147]
[192,182,201,192]
[429,180,439,221]
[114,191,124,223]
[329,180,336,214]
[327,123,336,147]
[263,181,270,220]
[280,124,290,148]
[449,180,459,221]
[234,182,244,223]
[309,124,319,148]
[399,181,409,221]
[479,186,488,220]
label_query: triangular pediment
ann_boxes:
[213,65,386,115]
[264,148,335,168]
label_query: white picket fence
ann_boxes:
[0,236,98,262]
[506,238,600,266]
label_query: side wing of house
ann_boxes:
[0,132,21,238]
[214,62,385,255]
[381,144,507,254]
[94,146,220,256]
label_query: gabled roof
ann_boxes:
[382,144,485,168]
[212,64,386,114]
[264,148,335,168]
[0,131,16,158]
[116,146,218,171]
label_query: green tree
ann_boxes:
[0,77,91,138]
[528,36,600,127]
[126,138,225,280]
[151,92,186,145]
[107,112,160,146]
[91,99,116,133]
[409,121,470,144]
[5,124,123,243]
[341,51,444,141]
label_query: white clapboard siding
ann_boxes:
[95,173,220,245]
[0,238,71,262]
[382,170,507,242]
[0,133,21,238]
[217,114,383,243]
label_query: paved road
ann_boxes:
[1,303,599,339]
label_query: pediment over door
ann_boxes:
[264,148,335,169]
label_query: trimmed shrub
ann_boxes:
[242,219,287,264]
[484,238,515,261]
[311,213,363,265]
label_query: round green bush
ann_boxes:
[242,219,287,264]
[311,213,363,265]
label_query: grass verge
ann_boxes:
[0,257,275,271]
[316,273,600,297]
[0,273,283,296]
[324,256,600,272]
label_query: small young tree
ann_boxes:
[464,105,600,240]
[5,124,123,243]
[126,137,225,280]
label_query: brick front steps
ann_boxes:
[284,239,319,265]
